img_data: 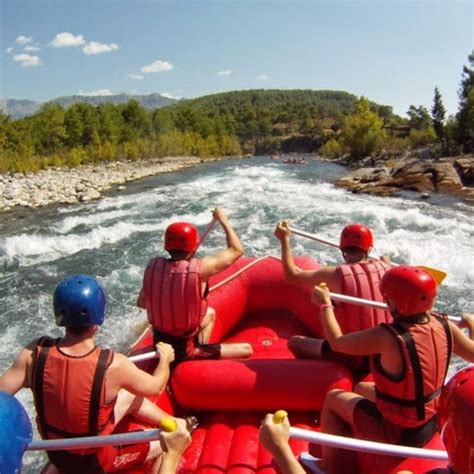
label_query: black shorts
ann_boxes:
[152,328,221,364]
[47,439,150,473]
[321,340,370,376]
[353,398,437,447]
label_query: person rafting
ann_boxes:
[0,274,190,474]
[312,266,474,474]
[259,412,306,474]
[0,391,32,474]
[437,365,474,474]
[274,222,391,373]
[137,207,253,363]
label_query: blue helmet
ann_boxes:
[54,274,106,327]
[0,391,32,473]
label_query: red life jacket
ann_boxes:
[31,337,115,449]
[143,257,208,337]
[371,313,452,428]
[335,259,392,333]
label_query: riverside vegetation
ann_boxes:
[0,52,473,206]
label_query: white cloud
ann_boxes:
[13,53,41,67]
[25,46,40,52]
[50,32,85,48]
[5,47,14,54]
[160,92,181,100]
[257,74,269,80]
[127,74,144,80]
[140,60,174,74]
[16,35,32,45]
[83,41,119,55]
[218,70,232,76]
[78,89,113,96]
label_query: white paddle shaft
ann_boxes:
[28,429,160,451]
[328,290,461,324]
[290,427,448,460]
[128,351,158,363]
[288,226,340,248]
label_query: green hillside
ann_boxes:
[0,88,443,173]
[155,89,396,153]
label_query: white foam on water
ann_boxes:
[1,221,165,266]
[55,208,137,233]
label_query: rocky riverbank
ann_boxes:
[0,156,212,213]
[334,154,474,203]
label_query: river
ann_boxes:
[1,156,473,471]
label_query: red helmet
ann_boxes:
[164,222,199,253]
[379,266,437,316]
[339,224,373,252]
[438,367,474,473]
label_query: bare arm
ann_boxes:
[0,340,37,394]
[451,313,474,363]
[259,413,305,474]
[200,208,244,280]
[157,425,192,474]
[274,222,340,291]
[312,285,388,355]
[110,343,175,398]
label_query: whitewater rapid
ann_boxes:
[0,156,473,471]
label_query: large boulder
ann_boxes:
[455,156,474,185]
[335,155,473,202]
[431,162,463,193]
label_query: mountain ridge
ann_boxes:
[0,93,178,119]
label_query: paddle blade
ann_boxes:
[417,266,447,285]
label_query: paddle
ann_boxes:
[193,214,218,255]
[281,221,447,285]
[322,287,462,324]
[271,410,447,461]
[27,418,177,451]
[128,351,159,363]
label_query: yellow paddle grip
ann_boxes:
[318,282,328,289]
[160,417,177,432]
[273,410,288,424]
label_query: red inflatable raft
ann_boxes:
[84,256,452,473]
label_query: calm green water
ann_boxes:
[1,156,473,471]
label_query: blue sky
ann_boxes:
[1,0,473,117]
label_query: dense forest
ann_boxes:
[0,52,473,174]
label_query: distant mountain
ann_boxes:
[52,93,177,111]
[0,93,178,119]
[0,99,42,119]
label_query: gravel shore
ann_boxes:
[0,156,209,213]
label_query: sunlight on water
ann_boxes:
[0,156,473,471]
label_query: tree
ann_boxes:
[97,103,123,144]
[457,51,474,151]
[152,109,174,136]
[0,112,11,149]
[340,97,386,160]
[407,105,432,130]
[79,103,100,147]
[431,87,446,140]
[32,103,67,155]
[64,104,84,147]
[120,100,152,142]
